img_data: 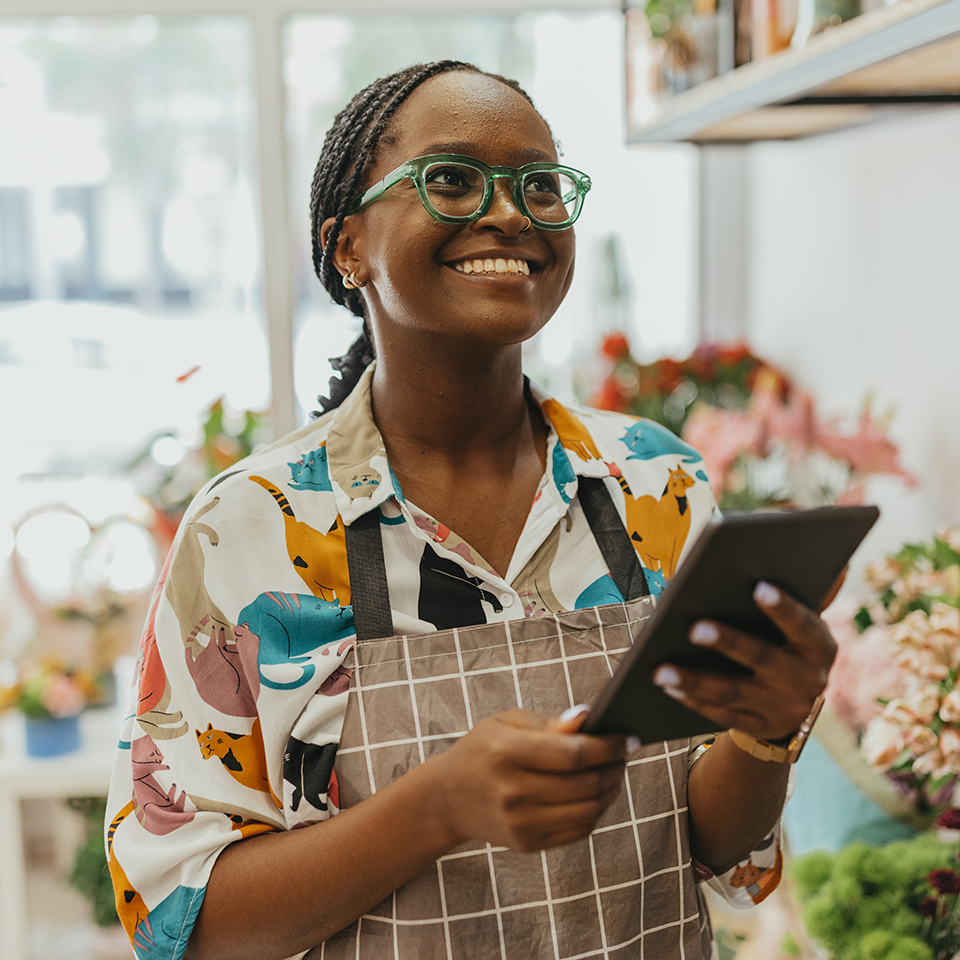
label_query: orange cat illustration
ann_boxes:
[541,399,603,462]
[196,716,281,806]
[729,851,782,904]
[620,465,695,580]
[249,475,350,605]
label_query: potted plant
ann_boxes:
[0,658,96,756]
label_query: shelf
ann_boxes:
[627,0,960,142]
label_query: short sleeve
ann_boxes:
[105,460,355,960]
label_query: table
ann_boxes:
[0,706,124,960]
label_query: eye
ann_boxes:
[523,172,562,198]
[423,164,482,196]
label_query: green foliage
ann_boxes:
[790,836,959,960]
[66,797,120,928]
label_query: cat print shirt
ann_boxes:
[105,364,786,960]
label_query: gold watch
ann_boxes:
[728,693,825,764]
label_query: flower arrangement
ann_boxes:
[790,810,960,960]
[589,334,916,510]
[853,525,960,811]
[589,335,790,437]
[0,658,97,720]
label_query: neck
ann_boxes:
[370,337,534,459]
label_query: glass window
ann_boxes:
[283,11,697,415]
[0,16,267,658]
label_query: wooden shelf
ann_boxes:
[627,0,960,142]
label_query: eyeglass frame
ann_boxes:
[346,153,592,231]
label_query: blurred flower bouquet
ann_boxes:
[589,334,916,510]
[791,816,960,960]
[589,335,790,436]
[853,525,960,811]
[0,657,97,720]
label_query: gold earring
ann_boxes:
[342,270,366,290]
[520,216,532,232]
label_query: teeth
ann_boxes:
[454,258,531,276]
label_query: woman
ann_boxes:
[106,61,835,960]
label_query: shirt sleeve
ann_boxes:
[105,477,352,960]
[688,735,795,908]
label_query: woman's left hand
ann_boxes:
[652,580,838,742]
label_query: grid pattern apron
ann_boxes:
[308,479,711,960]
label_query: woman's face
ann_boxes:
[338,71,577,350]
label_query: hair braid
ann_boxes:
[309,60,543,416]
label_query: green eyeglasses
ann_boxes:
[347,154,592,231]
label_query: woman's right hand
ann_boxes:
[429,708,628,853]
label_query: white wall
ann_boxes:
[743,107,960,561]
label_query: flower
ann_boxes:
[936,809,960,831]
[855,523,960,811]
[929,869,960,895]
[0,659,95,720]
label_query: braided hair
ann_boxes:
[309,60,543,415]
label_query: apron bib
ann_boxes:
[309,479,711,960]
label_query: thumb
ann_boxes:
[546,703,591,734]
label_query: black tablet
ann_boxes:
[582,504,880,742]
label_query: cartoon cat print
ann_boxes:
[249,474,350,605]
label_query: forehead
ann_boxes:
[374,71,557,172]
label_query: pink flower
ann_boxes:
[941,690,960,724]
[41,675,85,718]
[940,726,960,761]
[862,716,907,769]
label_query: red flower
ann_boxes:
[918,895,940,918]
[936,808,960,830]
[928,869,960,895]
[600,333,630,360]
[590,378,629,413]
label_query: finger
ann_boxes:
[752,581,836,671]
[497,722,627,773]
[545,703,591,734]
[652,663,817,740]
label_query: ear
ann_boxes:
[320,215,365,283]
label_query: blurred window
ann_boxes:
[0,16,267,653]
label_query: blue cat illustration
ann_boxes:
[288,445,333,492]
[236,591,354,691]
[621,420,704,472]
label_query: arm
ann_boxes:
[186,709,627,960]
[653,581,836,874]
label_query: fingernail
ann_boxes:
[690,622,718,645]
[662,686,684,701]
[754,581,780,606]
[560,703,590,722]
[626,736,641,753]
[654,665,680,687]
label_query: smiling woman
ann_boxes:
[104,59,836,960]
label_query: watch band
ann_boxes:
[729,693,825,764]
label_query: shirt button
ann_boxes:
[500,592,514,607]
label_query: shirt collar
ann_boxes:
[326,365,617,524]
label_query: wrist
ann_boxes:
[728,693,825,764]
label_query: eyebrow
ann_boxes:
[418,141,554,164]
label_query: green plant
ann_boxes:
[791,833,960,959]
[67,797,119,927]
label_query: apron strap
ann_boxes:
[344,507,395,641]
[577,476,650,602]
[344,475,649,641]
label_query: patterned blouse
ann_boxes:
[105,365,785,960]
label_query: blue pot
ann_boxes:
[25,714,81,757]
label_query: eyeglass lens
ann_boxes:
[422,161,578,225]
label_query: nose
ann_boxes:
[475,176,528,234]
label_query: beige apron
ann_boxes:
[308,479,712,959]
